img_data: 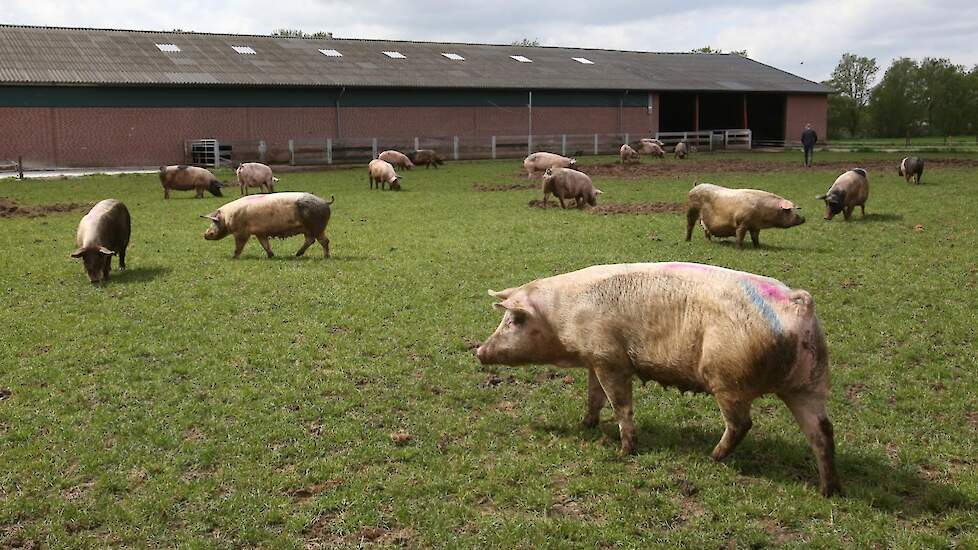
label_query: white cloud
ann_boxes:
[3,0,976,82]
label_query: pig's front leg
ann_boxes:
[581,367,607,428]
[591,365,636,455]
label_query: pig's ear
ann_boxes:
[594,189,604,195]
[488,287,517,300]
[70,248,85,258]
[778,199,795,210]
[815,193,827,200]
[98,247,117,256]
[200,212,220,222]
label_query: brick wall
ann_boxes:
[784,95,828,144]
[2,103,660,168]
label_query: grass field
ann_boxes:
[1,151,976,547]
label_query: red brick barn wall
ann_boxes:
[784,95,828,144]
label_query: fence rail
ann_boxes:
[186,129,753,167]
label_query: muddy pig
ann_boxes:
[159,165,223,199]
[620,144,640,163]
[378,150,415,170]
[898,157,924,185]
[674,141,689,159]
[71,199,131,284]
[368,159,402,190]
[236,162,277,195]
[523,152,577,179]
[202,192,333,259]
[817,169,869,221]
[686,183,805,248]
[412,149,444,169]
[638,139,665,158]
[476,261,840,496]
[542,167,602,209]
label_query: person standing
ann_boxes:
[801,123,818,167]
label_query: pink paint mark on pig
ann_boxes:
[661,262,718,273]
[748,277,790,302]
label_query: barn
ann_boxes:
[0,24,831,168]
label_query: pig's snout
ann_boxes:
[475,344,489,364]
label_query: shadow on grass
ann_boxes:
[536,417,974,517]
[857,213,904,222]
[235,254,373,262]
[697,239,829,253]
[113,265,171,284]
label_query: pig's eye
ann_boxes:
[511,310,528,325]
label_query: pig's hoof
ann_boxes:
[820,480,842,498]
[710,446,731,461]
[580,415,600,429]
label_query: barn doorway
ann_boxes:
[746,93,786,144]
[658,92,696,132]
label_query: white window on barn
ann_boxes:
[510,55,533,63]
[319,49,343,57]
[441,53,465,61]
[155,43,181,53]
[382,51,406,59]
[572,57,594,64]
[231,45,257,55]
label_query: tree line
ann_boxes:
[826,53,978,139]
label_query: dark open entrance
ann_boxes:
[658,92,696,132]
[746,93,786,144]
[698,93,744,130]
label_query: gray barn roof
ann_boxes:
[0,25,832,93]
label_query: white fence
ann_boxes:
[185,129,752,167]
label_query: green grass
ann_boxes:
[1,151,976,547]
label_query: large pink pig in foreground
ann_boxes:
[476,262,840,496]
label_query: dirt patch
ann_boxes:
[473,183,537,192]
[527,199,683,214]
[590,202,684,215]
[289,478,343,501]
[0,197,93,218]
[577,158,978,179]
[845,383,867,404]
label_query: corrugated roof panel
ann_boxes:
[0,25,833,93]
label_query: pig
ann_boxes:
[201,192,333,259]
[686,183,805,248]
[541,167,603,209]
[71,199,131,284]
[523,152,577,179]
[674,141,689,159]
[638,139,665,158]
[619,144,640,163]
[476,262,840,497]
[816,169,869,221]
[235,162,277,196]
[378,150,415,170]
[898,157,924,185]
[159,165,223,199]
[412,149,444,169]
[368,159,402,191]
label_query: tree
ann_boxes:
[828,53,878,137]
[692,46,747,56]
[272,29,333,39]
[916,57,969,136]
[511,38,540,47]
[869,58,922,137]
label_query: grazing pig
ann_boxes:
[541,167,603,209]
[898,157,924,184]
[412,149,444,169]
[159,165,223,199]
[523,152,577,179]
[368,159,402,191]
[201,192,333,259]
[674,141,689,159]
[378,150,415,170]
[638,139,665,158]
[619,144,640,163]
[476,262,840,496]
[236,162,277,196]
[817,169,869,221]
[71,199,131,284]
[686,183,805,248]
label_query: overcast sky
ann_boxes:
[5,0,977,82]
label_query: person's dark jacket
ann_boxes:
[801,128,818,147]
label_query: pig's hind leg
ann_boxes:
[295,234,315,257]
[780,391,841,497]
[581,368,608,428]
[711,393,753,460]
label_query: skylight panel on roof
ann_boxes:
[383,51,406,59]
[319,48,343,57]
[572,57,594,64]
[155,43,181,53]
[231,46,256,55]
[441,53,465,61]
[510,55,533,63]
